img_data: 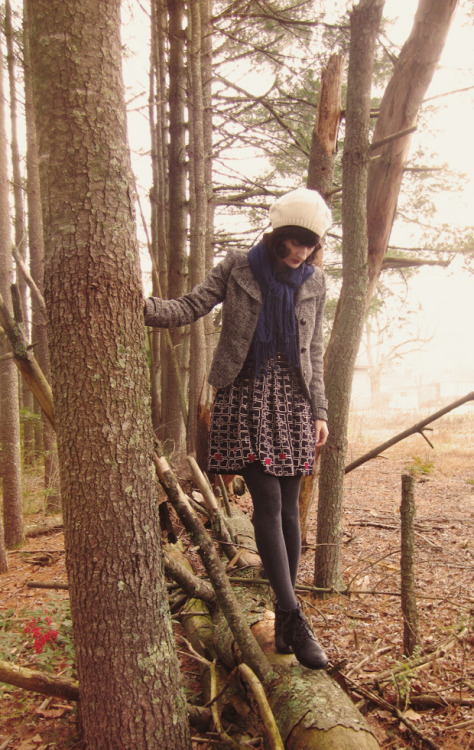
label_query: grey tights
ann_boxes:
[241,462,302,611]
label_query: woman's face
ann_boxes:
[278,238,317,269]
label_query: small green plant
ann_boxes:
[466,478,474,491]
[405,455,435,477]
[390,647,423,710]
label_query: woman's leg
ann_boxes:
[241,462,298,610]
[242,462,328,669]
[279,474,302,588]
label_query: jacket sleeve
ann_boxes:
[309,272,328,421]
[144,251,237,328]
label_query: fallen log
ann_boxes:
[212,586,381,750]
[0,659,79,701]
[0,658,212,730]
[25,518,63,538]
[26,581,68,590]
[161,485,381,748]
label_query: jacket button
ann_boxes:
[300,319,306,325]
[301,347,307,353]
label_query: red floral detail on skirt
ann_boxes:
[207,355,315,477]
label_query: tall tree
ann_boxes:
[26,0,191,747]
[4,0,36,466]
[187,0,210,453]
[149,0,169,435]
[315,0,383,590]
[0,32,23,551]
[315,0,460,590]
[366,0,460,297]
[161,0,189,450]
[23,6,61,510]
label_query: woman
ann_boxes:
[144,187,331,669]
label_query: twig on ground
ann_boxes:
[347,677,443,750]
[345,643,393,678]
[237,663,285,750]
[209,661,242,750]
[368,632,464,684]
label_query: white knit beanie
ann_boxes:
[269,187,332,238]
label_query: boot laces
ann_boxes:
[290,608,316,644]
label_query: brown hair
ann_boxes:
[264,225,322,266]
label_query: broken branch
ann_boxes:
[345,392,474,473]
[0,293,55,428]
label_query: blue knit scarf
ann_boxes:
[248,240,314,376]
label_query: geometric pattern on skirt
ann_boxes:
[207,355,315,477]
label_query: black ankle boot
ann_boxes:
[274,604,293,654]
[281,604,328,669]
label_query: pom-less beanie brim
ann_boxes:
[269,188,332,238]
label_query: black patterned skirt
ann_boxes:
[207,356,315,477]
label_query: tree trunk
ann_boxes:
[4,0,36,467]
[400,473,418,656]
[23,8,61,510]
[26,1,191,747]
[187,0,209,455]
[300,53,344,543]
[315,0,460,591]
[0,32,23,552]
[149,0,169,435]
[366,0,459,300]
[315,0,383,591]
[162,0,188,451]
[201,0,216,373]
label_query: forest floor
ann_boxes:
[0,407,472,749]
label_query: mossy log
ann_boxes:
[170,539,380,749]
[0,658,79,701]
[212,585,380,749]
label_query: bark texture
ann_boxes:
[315,0,384,590]
[307,53,345,203]
[26,1,191,747]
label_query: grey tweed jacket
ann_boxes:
[144,249,328,420]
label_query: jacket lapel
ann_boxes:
[295,274,321,304]
[232,263,262,303]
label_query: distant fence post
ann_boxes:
[400,473,419,656]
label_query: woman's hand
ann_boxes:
[315,419,329,447]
